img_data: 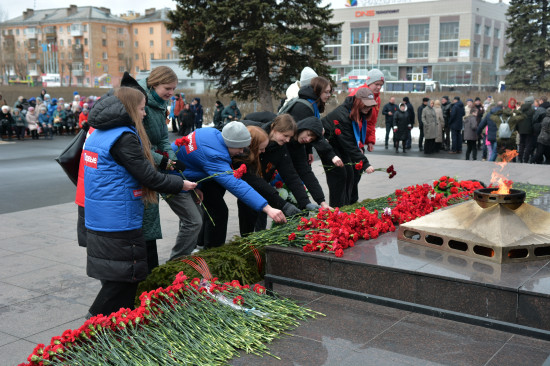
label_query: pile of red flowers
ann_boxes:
[283,178,483,257]
[20,273,270,366]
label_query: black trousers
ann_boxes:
[321,150,355,208]
[197,180,228,248]
[534,143,550,164]
[418,124,424,149]
[424,139,436,154]
[465,140,477,160]
[384,123,393,147]
[145,240,158,274]
[237,199,258,237]
[77,205,87,247]
[89,280,139,316]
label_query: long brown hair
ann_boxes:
[234,126,269,176]
[114,87,157,204]
[269,113,297,138]
[146,66,178,89]
[310,76,331,113]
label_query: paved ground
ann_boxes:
[1,130,549,365]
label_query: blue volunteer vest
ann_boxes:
[84,126,144,232]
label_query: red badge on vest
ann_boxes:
[83,150,98,169]
[185,131,197,154]
[133,189,142,198]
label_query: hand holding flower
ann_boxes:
[332,156,344,167]
[367,143,374,152]
[183,180,197,191]
[263,205,287,224]
[365,165,375,174]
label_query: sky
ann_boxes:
[3,0,508,20]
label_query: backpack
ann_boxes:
[278,97,314,115]
[498,116,512,139]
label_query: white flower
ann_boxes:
[277,188,289,201]
[383,207,392,216]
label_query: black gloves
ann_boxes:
[282,202,301,216]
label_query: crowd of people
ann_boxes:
[382,93,550,164]
[3,65,549,318]
[0,90,100,141]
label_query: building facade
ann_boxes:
[0,6,177,87]
[326,0,509,89]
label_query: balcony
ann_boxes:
[70,25,83,37]
[44,26,57,37]
[72,44,84,61]
[28,40,38,53]
[72,62,83,76]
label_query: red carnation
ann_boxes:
[334,128,342,135]
[438,182,447,189]
[355,161,363,170]
[389,171,396,179]
[440,176,447,181]
[288,233,296,241]
[450,187,459,194]
[233,164,247,179]
[334,248,344,257]
[275,181,284,189]
[175,136,190,147]
[232,296,244,305]
[333,120,339,125]
[386,165,395,173]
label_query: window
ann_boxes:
[439,22,459,57]
[84,38,88,45]
[134,28,138,35]
[68,39,72,46]
[68,52,72,59]
[484,25,491,37]
[493,46,499,66]
[103,52,108,60]
[103,65,108,72]
[475,23,481,35]
[16,29,20,35]
[59,26,63,33]
[350,27,369,61]
[60,53,64,59]
[102,39,107,47]
[135,66,140,73]
[150,40,154,47]
[117,28,123,34]
[150,53,154,60]
[86,64,89,71]
[75,38,81,46]
[118,41,124,47]
[483,44,490,59]
[135,53,139,60]
[119,66,124,72]
[494,28,500,39]
[323,28,342,61]
[149,27,153,34]
[379,26,398,60]
[60,40,64,46]
[134,41,138,47]
[473,42,480,58]
[85,51,88,58]
[102,26,106,33]
[167,40,170,47]
[118,53,124,60]
[408,24,429,58]
[167,53,171,59]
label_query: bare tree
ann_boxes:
[65,62,73,87]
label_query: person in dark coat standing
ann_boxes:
[441,96,452,150]
[449,96,465,154]
[222,100,242,123]
[177,104,195,136]
[533,107,550,164]
[463,108,479,160]
[190,97,203,129]
[382,96,398,149]
[213,100,225,130]
[393,102,411,153]
[517,96,535,163]
[532,96,550,163]
[402,96,414,149]
[84,87,188,318]
[417,97,429,151]
[477,102,502,161]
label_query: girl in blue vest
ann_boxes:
[83,87,195,318]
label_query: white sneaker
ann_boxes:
[191,248,201,254]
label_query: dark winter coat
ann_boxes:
[441,101,452,126]
[533,101,550,137]
[85,95,182,283]
[286,117,326,205]
[449,100,465,130]
[178,108,195,135]
[320,97,372,170]
[0,111,14,127]
[382,102,398,125]
[403,97,415,126]
[477,105,501,143]
[213,102,225,129]
[538,109,550,146]
[417,103,428,128]
[244,111,277,124]
[517,102,535,134]
[190,99,203,128]
[392,104,411,141]
[243,119,312,209]
[221,101,242,122]
[463,115,478,141]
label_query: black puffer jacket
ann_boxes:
[321,97,371,170]
[242,119,312,209]
[517,102,534,134]
[392,104,411,141]
[86,95,183,283]
[286,117,326,205]
[538,108,550,146]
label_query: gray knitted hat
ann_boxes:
[222,121,251,148]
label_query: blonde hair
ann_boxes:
[433,99,442,108]
[146,66,178,89]
[114,87,157,204]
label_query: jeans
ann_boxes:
[166,192,203,260]
[488,141,497,161]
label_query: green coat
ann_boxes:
[490,108,523,151]
[137,77,178,241]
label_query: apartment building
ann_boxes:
[0,5,177,87]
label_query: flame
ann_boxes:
[490,149,518,194]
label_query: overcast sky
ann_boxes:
[4,0,507,20]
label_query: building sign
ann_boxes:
[355,9,400,17]
[459,39,471,47]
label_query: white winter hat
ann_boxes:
[300,67,318,86]
[1,105,9,113]
[366,69,385,85]
[222,121,251,148]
